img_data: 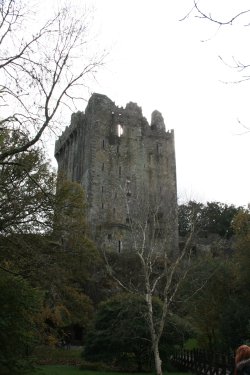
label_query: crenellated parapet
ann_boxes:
[55,111,85,156]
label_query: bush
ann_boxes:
[0,271,41,374]
[83,293,187,372]
[83,293,153,371]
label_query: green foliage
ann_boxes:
[178,201,204,237]
[84,293,152,371]
[178,200,241,238]
[181,243,250,351]
[0,129,55,235]
[218,295,250,349]
[233,211,250,284]
[185,258,235,350]
[53,176,102,286]
[177,204,250,352]
[226,210,250,346]
[204,202,240,238]
[83,293,187,372]
[0,1,107,368]
[183,338,199,350]
[0,130,102,347]
[0,270,41,375]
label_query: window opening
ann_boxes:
[117,124,123,137]
[101,186,104,193]
[119,166,121,177]
[102,203,104,209]
[118,240,122,253]
[108,234,112,240]
[157,143,162,155]
[102,139,105,149]
[126,179,131,196]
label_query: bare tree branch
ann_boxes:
[101,192,197,375]
[192,1,250,26]
[0,0,106,162]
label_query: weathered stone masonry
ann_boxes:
[55,93,178,253]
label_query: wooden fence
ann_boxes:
[171,349,234,375]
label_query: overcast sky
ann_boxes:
[45,0,250,207]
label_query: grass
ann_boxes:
[34,346,82,366]
[36,367,191,375]
[34,346,193,375]
[36,366,82,375]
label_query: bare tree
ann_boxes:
[182,1,250,131]
[0,0,105,162]
[103,190,195,375]
[184,2,250,80]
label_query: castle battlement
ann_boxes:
[55,93,178,253]
[55,111,85,155]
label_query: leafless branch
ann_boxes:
[0,1,106,162]
[192,1,250,26]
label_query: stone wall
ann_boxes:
[55,93,178,253]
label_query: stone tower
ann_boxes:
[55,93,178,253]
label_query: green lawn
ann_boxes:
[34,346,83,364]
[36,366,81,375]
[36,366,190,375]
[34,347,192,375]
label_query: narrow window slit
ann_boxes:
[117,124,123,137]
[118,240,122,253]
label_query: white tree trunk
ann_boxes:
[104,193,195,375]
[145,289,164,375]
[153,341,163,375]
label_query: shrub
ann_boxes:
[0,271,41,374]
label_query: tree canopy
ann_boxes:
[0,1,105,366]
[84,293,186,372]
[0,270,41,375]
[178,200,241,238]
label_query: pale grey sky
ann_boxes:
[45,0,250,207]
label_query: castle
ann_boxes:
[55,93,178,253]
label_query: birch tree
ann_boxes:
[103,193,196,375]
